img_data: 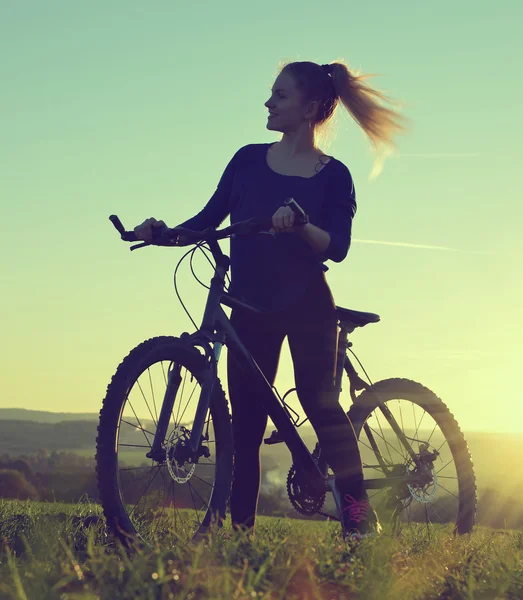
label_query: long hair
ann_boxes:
[280,59,407,172]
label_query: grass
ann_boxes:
[0,499,522,599]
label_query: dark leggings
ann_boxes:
[227,272,363,529]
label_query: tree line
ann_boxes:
[1,450,522,529]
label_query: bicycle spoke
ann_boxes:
[366,424,407,463]
[436,458,454,475]
[120,466,158,496]
[204,413,211,440]
[120,443,151,449]
[191,473,214,488]
[124,404,153,449]
[424,504,431,533]
[176,382,199,427]
[189,482,205,525]
[119,465,155,472]
[120,419,156,439]
[426,421,438,446]
[436,437,449,455]
[373,411,395,465]
[398,399,405,434]
[189,480,209,510]
[129,466,163,516]
[362,463,392,473]
[413,409,427,446]
[369,488,387,502]
[358,437,395,469]
[162,472,188,532]
[147,469,174,538]
[411,402,419,454]
[136,378,158,429]
[428,500,450,524]
[187,483,204,525]
[436,482,460,500]
[169,479,188,535]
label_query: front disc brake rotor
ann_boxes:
[165,426,195,483]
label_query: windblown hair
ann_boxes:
[280,59,407,152]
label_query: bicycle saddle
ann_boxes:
[336,306,380,327]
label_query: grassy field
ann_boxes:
[0,500,522,599]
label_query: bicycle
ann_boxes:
[96,203,477,547]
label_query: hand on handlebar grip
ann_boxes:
[284,198,309,225]
[133,217,168,242]
[271,199,309,233]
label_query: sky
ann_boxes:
[1,0,522,433]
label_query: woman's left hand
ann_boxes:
[271,205,306,233]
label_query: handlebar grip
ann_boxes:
[109,214,125,234]
[284,198,309,225]
[109,215,138,241]
[122,231,139,242]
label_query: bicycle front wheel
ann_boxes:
[347,378,476,535]
[96,336,233,548]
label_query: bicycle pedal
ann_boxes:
[263,429,283,445]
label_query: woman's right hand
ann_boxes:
[134,217,167,241]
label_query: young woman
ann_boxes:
[134,60,405,540]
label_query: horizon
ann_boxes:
[1,406,521,437]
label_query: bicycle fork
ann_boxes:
[146,342,223,464]
[145,361,183,462]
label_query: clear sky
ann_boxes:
[1,1,522,433]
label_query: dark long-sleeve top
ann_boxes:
[179,142,357,312]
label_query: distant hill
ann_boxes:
[0,409,99,423]
[0,420,98,454]
[1,408,522,498]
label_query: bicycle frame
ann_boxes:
[146,237,425,494]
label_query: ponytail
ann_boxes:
[281,59,407,162]
[328,61,407,151]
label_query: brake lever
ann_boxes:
[130,225,175,250]
[130,241,152,251]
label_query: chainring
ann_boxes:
[286,464,326,516]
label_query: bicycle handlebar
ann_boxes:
[109,198,309,251]
[109,215,137,241]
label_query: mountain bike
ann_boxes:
[96,203,477,547]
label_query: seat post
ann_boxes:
[335,322,353,390]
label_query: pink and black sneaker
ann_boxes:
[329,480,382,541]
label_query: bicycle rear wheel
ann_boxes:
[347,378,476,535]
[96,336,233,548]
